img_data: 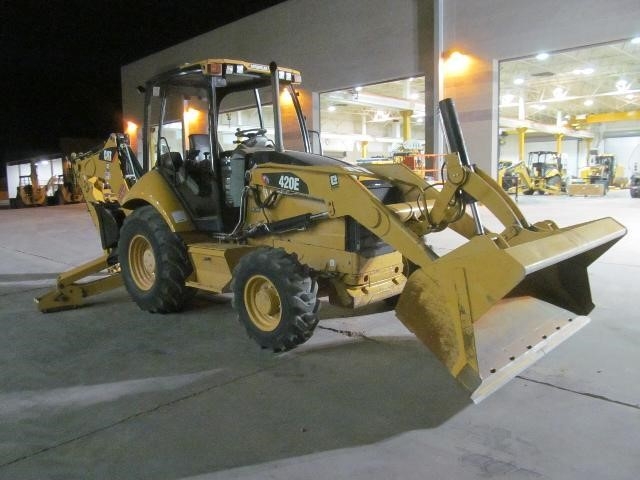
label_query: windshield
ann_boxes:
[145,68,310,173]
[217,83,307,153]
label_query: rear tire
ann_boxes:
[118,205,195,313]
[546,175,563,194]
[232,248,319,351]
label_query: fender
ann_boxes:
[121,169,196,232]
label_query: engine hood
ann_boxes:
[250,149,351,168]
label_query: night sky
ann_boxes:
[0,0,285,168]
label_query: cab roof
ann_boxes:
[146,58,302,88]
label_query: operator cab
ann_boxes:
[143,59,310,232]
[527,151,562,178]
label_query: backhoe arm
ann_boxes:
[36,133,141,312]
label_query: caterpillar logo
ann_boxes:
[100,148,116,162]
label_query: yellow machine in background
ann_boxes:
[14,162,47,207]
[568,153,622,197]
[46,157,85,205]
[579,153,627,189]
[499,151,564,195]
[36,59,626,402]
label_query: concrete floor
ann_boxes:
[0,191,638,479]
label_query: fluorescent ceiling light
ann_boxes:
[536,52,549,61]
[572,67,594,75]
[615,79,631,92]
[552,87,567,99]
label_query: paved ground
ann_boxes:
[0,192,639,479]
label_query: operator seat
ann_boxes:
[187,134,211,162]
[159,151,183,169]
[158,151,184,182]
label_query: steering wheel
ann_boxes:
[233,127,275,149]
[234,128,267,141]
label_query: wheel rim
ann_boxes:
[244,275,281,332]
[128,234,156,291]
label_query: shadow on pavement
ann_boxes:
[0,284,471,479]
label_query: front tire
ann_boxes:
[232,248,319,351]
[118,205,194,313]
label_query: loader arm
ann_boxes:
[250,162,439,271]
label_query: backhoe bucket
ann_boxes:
[395,217,626,402]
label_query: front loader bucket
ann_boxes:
[395,217,625,402]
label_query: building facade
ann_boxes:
[121,0,640,175]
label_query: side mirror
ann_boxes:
[308,130,323,156]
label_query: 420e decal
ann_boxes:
[261,173,309,194]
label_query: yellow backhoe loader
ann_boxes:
[499,151,564,195]
[36,59,626,402]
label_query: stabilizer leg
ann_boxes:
[35,255,122,312]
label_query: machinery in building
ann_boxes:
[12,161,47,207]
[498,160,523,192]
[393,151,441,181]
[498,151,564,195]
[526,150,565,193]
[358,151,441,182]
[6,154,81,207]
[46,156,85,205]
[581,153,615,189]
[568,153,630,196]
[581,153,628,188]
[497,160,515,191]
[36,59,626,402]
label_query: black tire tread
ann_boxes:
[232,247,319,352]
[118,205,194,313]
